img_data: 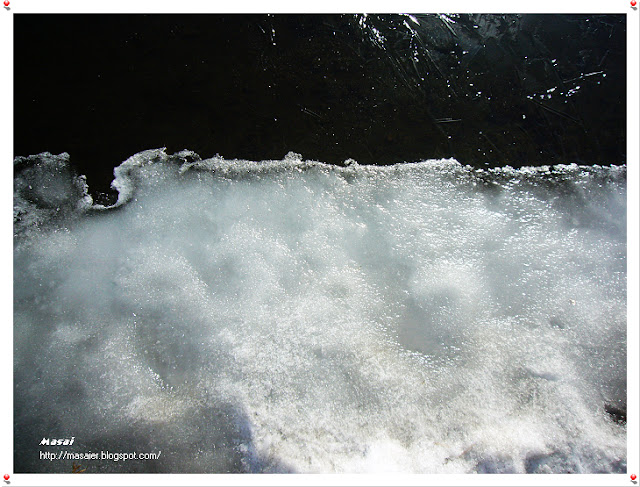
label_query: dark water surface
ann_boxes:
[14,14,626,200]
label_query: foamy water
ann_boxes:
[13,149,626,473]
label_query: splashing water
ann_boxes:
[13,150,626,473]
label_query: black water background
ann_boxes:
[14,14,626,203]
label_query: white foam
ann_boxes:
[13,150,626,473]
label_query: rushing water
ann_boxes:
[14,13,626,194]
[13,149,626,473]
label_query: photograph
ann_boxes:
[4,1,638,484]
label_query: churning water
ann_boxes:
[13,149,626,473]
